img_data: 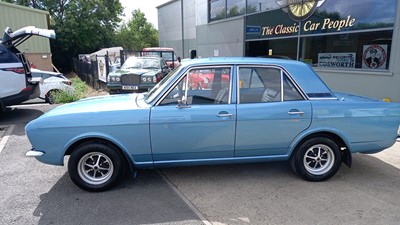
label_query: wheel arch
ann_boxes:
[290,131,352,168]
[64,137,136,176]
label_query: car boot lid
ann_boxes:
[1,26,56,47]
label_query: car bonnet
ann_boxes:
[41,94,145,118]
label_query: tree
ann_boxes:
[116,9,158,51]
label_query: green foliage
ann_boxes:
[116,9,159,51]
[51,76,91,104]
[6,1,160,71]
[5,0,124,72]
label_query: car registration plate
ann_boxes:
[122,85,139,90]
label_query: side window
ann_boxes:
[283,74,303,101]
[159,66,232,105]
[0,46,19,63]
[239,67,281,103]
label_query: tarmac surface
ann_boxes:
[0,102,400,225]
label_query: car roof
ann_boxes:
[126,56,162,60]
[143,47,174,51]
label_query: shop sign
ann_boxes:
[362,45,387,69]
[262,15,356,36]
[276,0,326,21]
[318,53,356,68]
[246,26,261,35]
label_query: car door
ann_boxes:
[150,66,236,163]
[235,66,312,157]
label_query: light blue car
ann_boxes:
[25,57,400,192]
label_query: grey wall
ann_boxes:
[157,0,197,58]
[158,0,183,56]
[196,18,244,58]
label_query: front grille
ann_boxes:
[121,74,140,85]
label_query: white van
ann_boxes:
[0,26,55,112]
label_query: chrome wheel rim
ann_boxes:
[78,152,114,185]
[303,144,335,175]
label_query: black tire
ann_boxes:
[45,90,58,104]
[291,137,342,181]
[68,142,125,192]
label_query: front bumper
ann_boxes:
[26,148,44,157]
[107,83,155,93]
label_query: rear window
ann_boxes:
[0,46,19,63]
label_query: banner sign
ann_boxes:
[362,45,388,69]
[97,56,107,82]
[318,53,356,68]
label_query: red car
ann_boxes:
[142,47,180,69]
[189,69,230,89]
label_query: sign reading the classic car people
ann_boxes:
[318,53,356,68]
[245,0,396,40]
[97,56,107,82]
[362,45,387,69]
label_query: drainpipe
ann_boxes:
[181,0,185,58]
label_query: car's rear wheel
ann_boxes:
[45,90,58,104]
[68,142,124,192]
[291,137,342,181]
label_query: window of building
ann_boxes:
[227,0,245,18]
[209,0,226,22]
[245,0,396,71]
[300,30,392,70]
[246,0,280,14]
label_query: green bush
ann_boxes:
[51,76,94,104]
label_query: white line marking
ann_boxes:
[0,125,15,154]
[158,170,213,225]
[11,103,49,108]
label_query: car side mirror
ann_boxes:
[177,96,191,109]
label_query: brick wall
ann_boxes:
[25,53,53,71]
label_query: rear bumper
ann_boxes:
[2,83,40,106]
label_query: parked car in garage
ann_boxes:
[107,56,170,94]
[0,26,55,111]
[30,68,74,104]
[26,57,400,192]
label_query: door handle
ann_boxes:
[288,110,304,116]
[217,111,234,118]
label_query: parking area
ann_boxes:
[1,103,400,225]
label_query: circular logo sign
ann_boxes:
[277,0,326,21]
[362,45,387,69]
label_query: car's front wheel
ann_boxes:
[68,142,124,192]
[291,137,342,181]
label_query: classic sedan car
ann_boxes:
[107,56,170,94]
[26,57,400,192]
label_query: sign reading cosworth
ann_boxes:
[261,0,356,36]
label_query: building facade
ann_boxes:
[157,0,400,102]
[0,1,53,71]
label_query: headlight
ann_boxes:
[109,76,120,82]
[142,77,154,83]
